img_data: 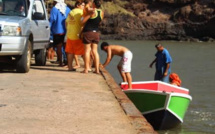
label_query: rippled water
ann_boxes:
[99,40,215,134]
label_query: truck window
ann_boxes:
[32,0,45,20]
[0,0,27,17]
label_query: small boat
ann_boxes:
[121,81,192,130]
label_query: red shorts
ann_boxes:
[65,38,85,55]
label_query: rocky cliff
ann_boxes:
[100,0,215,41]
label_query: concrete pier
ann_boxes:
[0,61,157,134]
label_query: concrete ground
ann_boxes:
[0,59,156,134]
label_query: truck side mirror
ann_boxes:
[32,12,44,20]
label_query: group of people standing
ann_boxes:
[49,0,181,89]
[49,0,103,74]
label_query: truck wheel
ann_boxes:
[16,40,31,73]
[34,48,46,66]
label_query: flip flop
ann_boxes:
[68,68,76,71]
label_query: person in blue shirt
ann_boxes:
[149,43,172,83]
[49,0,70,66]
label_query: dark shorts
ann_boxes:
[47,42,54,49]
[82,31,100,44]
[53,34,65,46]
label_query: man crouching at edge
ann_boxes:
[100,42,133,89]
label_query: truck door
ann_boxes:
[31,0,50,50]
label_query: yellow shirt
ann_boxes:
[66,8,83,40]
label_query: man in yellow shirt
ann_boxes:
[65,1,85,71]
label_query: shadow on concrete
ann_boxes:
[30,65,69,72]
[0,62,68,73]
[0,62,16,73]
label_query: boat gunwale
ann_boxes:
[121,81,190,92]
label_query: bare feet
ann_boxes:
[81,70,88,74]
[73,65,80,69]
[93,71,100,75]
[81,69,94,73]
[63,65,68,68]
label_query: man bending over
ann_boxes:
[100,42,133,89]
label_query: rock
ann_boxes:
[100,0,215,41]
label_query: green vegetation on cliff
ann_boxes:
[101,1,135,16]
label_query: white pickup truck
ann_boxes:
[0,0,50,73]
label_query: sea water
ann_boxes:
[99,40,215,134]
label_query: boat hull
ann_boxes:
[124,89,192,130]
[144,109,181,130]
